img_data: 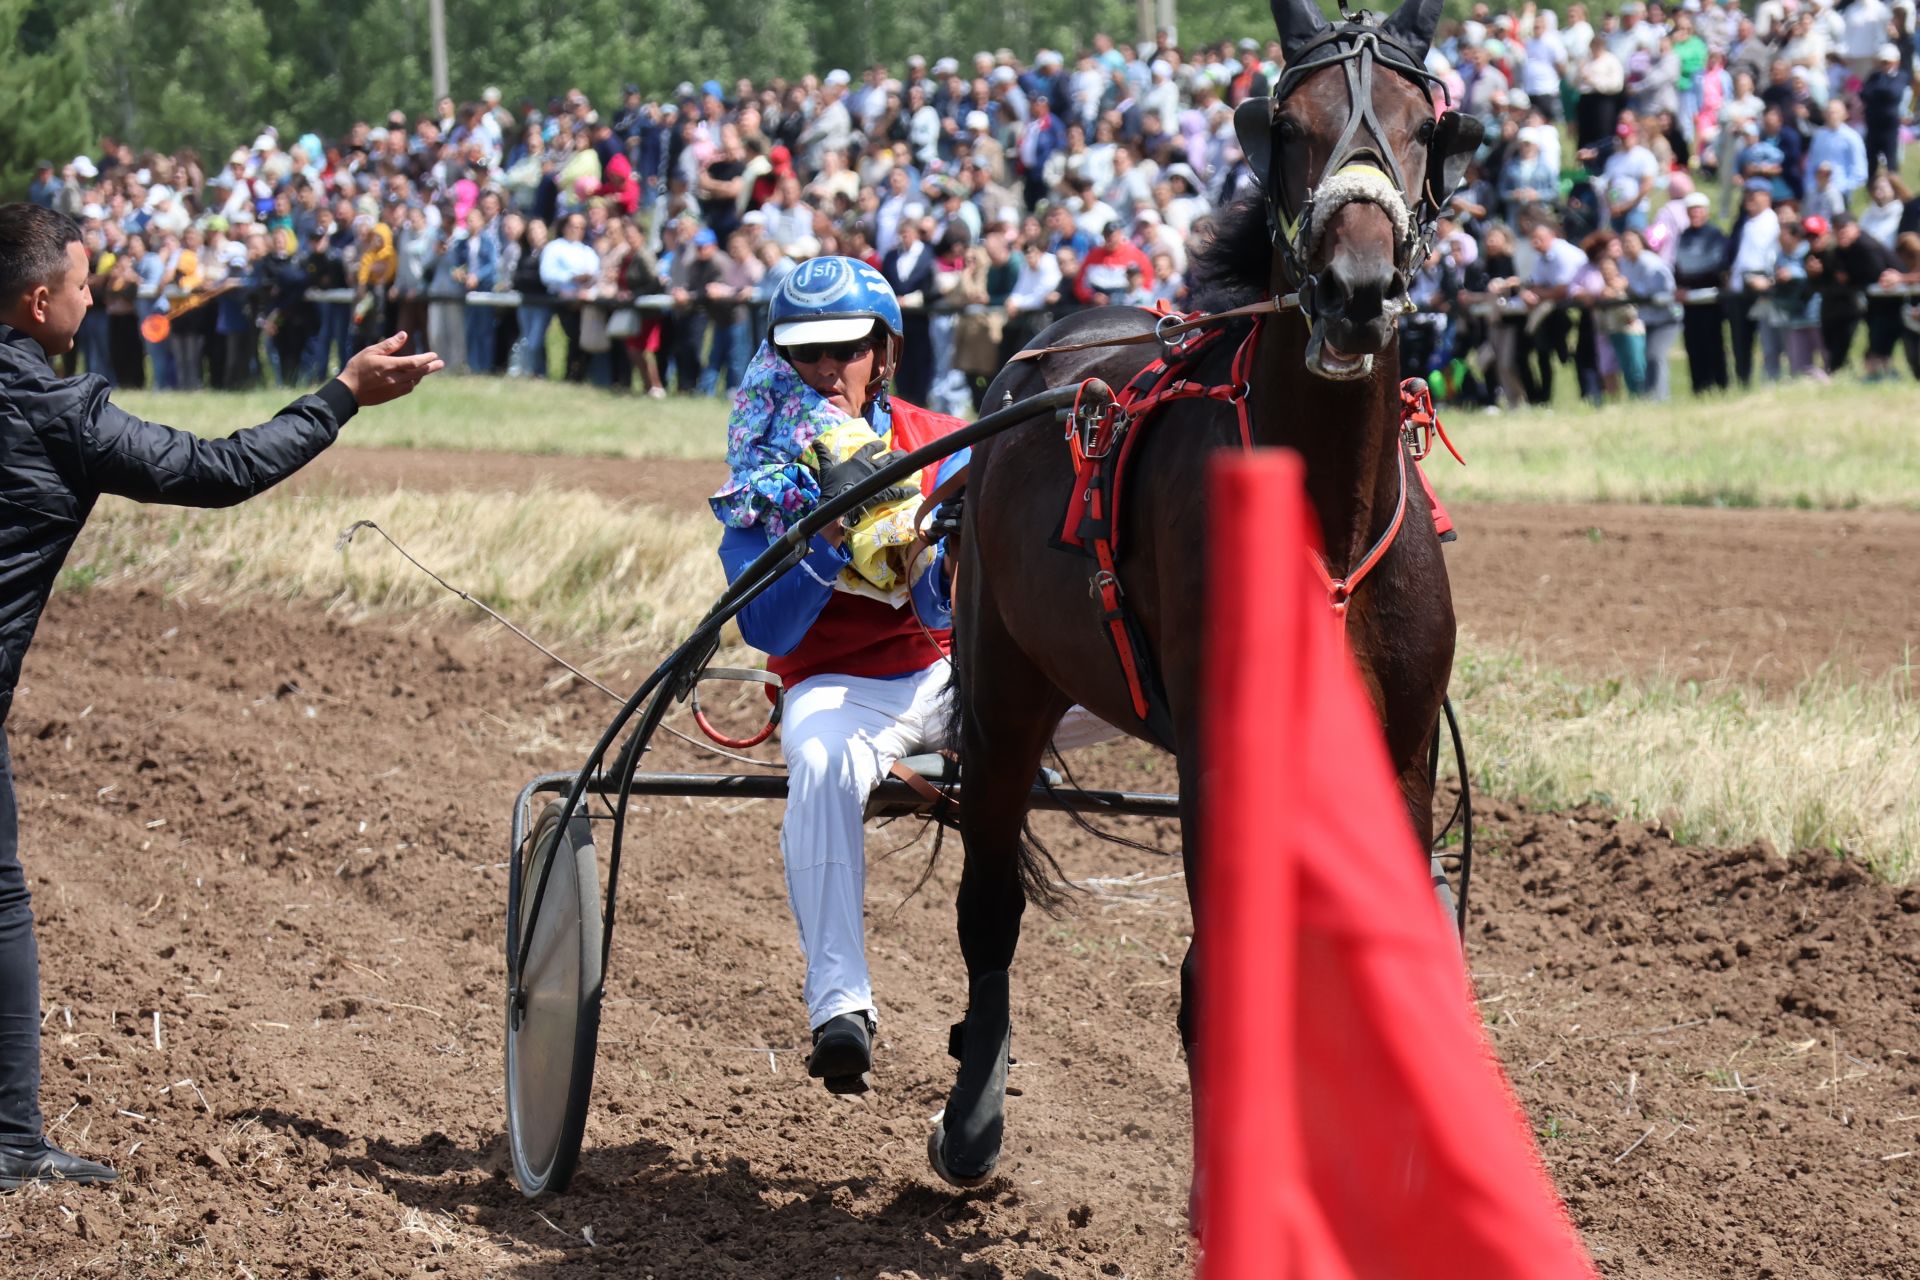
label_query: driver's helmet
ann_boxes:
[767,255,905,349]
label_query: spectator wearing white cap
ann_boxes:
[1860,44,1906,176]
[798,72,853,173]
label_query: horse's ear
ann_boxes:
[1381,0,1445,54]
[1270,0,1331,63]
[1424,111,1484,208]
[1233,97,1274,185]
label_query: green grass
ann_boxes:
[1443,378,1920,510]
[112,377,730,460]
[126,363,1920,507]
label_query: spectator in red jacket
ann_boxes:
[1075,219,1154,305]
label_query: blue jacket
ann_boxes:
[716,400,960,661]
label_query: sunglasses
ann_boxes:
[784,334,880,365]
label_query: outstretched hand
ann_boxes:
[338,332,445,407]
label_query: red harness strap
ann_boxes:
[1052,308,1457,736]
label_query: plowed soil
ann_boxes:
[2,451,1916,1278]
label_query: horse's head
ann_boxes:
[1235,0,1483,379]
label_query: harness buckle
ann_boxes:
[1089,569,1122,603]
[1153,311,1190,349]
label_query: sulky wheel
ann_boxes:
[504,799,605,1197]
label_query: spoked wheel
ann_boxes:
[505,800,605,1197]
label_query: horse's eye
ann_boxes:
[1276,117,1302,144]
[1416,118,1437,144]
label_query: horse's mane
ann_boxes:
[1184,194,1274,313]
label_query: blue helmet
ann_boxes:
[767,255,904,349]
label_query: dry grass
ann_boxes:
[63,486,728,651]
[1444,378,1920,511]
[1455,636,1920,882]
[114,377,728,460]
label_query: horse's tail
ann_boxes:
[933,626,1077,916]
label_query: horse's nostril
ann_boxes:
[1313,274,1347,318]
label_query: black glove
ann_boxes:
[925,492,964,544]
[817,439,919,521]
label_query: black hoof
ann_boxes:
[927,970,1011,1188]
[928,1121,997,1188]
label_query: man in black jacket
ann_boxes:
[0,203,441,1188]
[1671,193,1732,394]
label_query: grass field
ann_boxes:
[114,377,726,460]
[61,484,1920,881]
[121,368,1920,509]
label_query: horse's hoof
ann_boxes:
[927,1121,997,1189]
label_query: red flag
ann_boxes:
[1196,450,1596,1280]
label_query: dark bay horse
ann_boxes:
[928,0,1484,1187]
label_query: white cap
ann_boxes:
[1683,192,1711,209]
[787,235,821,259]
[1508,89,1532,110]
[824,68,851,87]
[741,209,767,225]
[230,148,251,166]
[966,109,991,131]
[252,132,277,152]
[1879,43,1901,62]
[483,85,502,102]
[933,57,960,75]
[990,65,1017,85]
[71,155,98,179]
[80,203,105,220]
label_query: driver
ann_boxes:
[710,257,963,1094]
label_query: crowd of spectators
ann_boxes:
[21,0,1920,412]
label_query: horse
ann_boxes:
[927,0,1484,1189]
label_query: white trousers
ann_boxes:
[779,666,1118,1030]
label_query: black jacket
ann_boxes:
[0,325,357,722]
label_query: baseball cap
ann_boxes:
[702,79,725,98]
[693,227,718,246]
[825,68,851,87]
[1879,43,1901,62]
[1743,176,1771,192]
[991,65,1017,85]
[1682,192,1711,209]
[1801,214,1829,237]
[966,109,991,132]
[72,155,98,179]
[1238,37,1259,51]
[933,57,960,76]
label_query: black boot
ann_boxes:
[807,1011,874,1095]
[0,1138,117,1190]
[928,969,1011,1187]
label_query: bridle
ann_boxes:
[1243,9,1453,313]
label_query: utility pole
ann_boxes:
[1157,0,1178,46]
[429,0,450,102]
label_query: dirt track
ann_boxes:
[2,448,1916,1277]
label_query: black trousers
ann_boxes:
[1682,303,1729,393]
[1725,295,1760,387]
[0,731,42,1142]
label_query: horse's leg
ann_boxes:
[929,602,1069,1189]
